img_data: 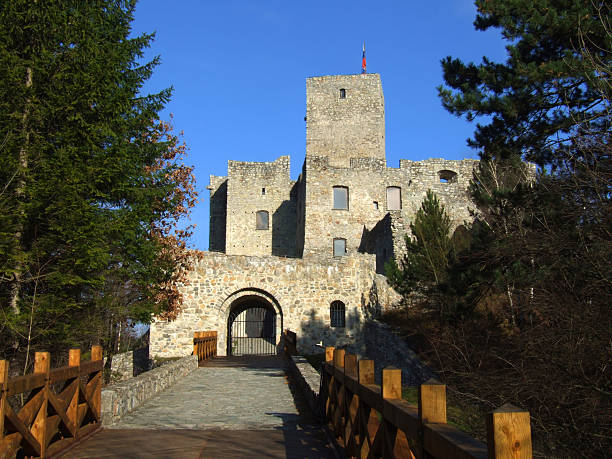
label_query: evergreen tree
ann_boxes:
[0,1,196,366]
[438,0,610,166]
[386,190,453,303]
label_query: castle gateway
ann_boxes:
[150,73,477,357]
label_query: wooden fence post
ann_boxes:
[0,360,8,444]
[344,354,357,378]
[68,349,80,434]
[487,404,532,459]
[382,367,402,400]
[358,359,374,385]
[91,345,103,422]
[193,332,199,358]
[33,351,50,457]
[325,346,335,363]
[333,348,345,369]
[419,379,447,424]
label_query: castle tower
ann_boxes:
[306,74,385,168]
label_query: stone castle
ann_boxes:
[150,73,477,358]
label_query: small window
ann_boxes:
[262,187,266,195]
[373,201,379,210]
[386,186,401,210]
[333,238,346,257]
[330,301,346,328]
[333,186,348,210]
[438,170,458,183]
[256,210,269,230]
[339,88,346,99]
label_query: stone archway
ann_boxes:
[218,288,283,356]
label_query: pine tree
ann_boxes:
[386,190,453,301]
[0,1,196,365]
[438,0,610,166]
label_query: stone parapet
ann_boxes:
[286,355,322,418]
[101,355,198,425]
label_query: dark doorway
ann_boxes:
[228,298,277,356]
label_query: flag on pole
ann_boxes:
[362,42,366,73]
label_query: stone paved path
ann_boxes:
[65,357,335,458]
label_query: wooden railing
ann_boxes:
[0,346,103,458]
[321,347,532,459]
[282,329,297,356]
[193,331,217,362]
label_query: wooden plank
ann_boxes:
[333,348,345,368]
[69,348,81,367]
[49,365,79,384]
[419,379,447,424]
[16,388,44,426]
[32,351,50,457]
[3,402,41,456]
[0,432,22,459]
[79,360,102,375]
[487,404,532,459]
[91,345,103,362]
[381,398,420,438]
[47,389,76,437]
[0,360,8,442]
[357,383,383,412]
[423,422,488,459]
[6,373,45,396]
[382,367,401,399]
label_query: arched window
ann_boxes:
[333,186,349,209]
[386,186,401,210]
[330,301,345,328]
[438,170,458,183]
[256,210,269,230]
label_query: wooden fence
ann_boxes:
[321,347,532,459]
[0,346,103,458]
[193,331,217,362]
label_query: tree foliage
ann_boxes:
[0,1,197,369]
[384,1,612,456]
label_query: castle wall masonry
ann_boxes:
[150,72,478,358]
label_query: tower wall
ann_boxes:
[306,74,385,167]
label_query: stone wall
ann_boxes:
[364,320,433,386]
[306,73,385,168]
[150,252,388,358]
[208,176,227,252]
[301,156,477,257]
[224,156,297,257]
[103,347,151,382]
[286,355,322,418]
[101,355,198,425]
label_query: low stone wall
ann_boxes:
[103,347,151,382]
[101,355,198,425]
[286,355,322,418]
[364,320,433,386]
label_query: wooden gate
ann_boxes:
[228,305,276,356]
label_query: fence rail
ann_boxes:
[0,346,103,459]
[321,347,532,459]
[193,331,217,362]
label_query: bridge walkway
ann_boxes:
[65,356,335,458]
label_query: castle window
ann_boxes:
[386,187,401,210]
[339,88,346,99]
[262,187,266,195]
[373,201,379,210]
[333,186,349,210]
[333,238,347,257]
[256,210,269,230]
[439,170,458,183]
[330,301,346,328]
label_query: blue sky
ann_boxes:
[131,1,508,250]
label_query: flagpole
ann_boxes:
[362,41,367,74]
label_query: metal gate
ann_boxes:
[229,305,276,355]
